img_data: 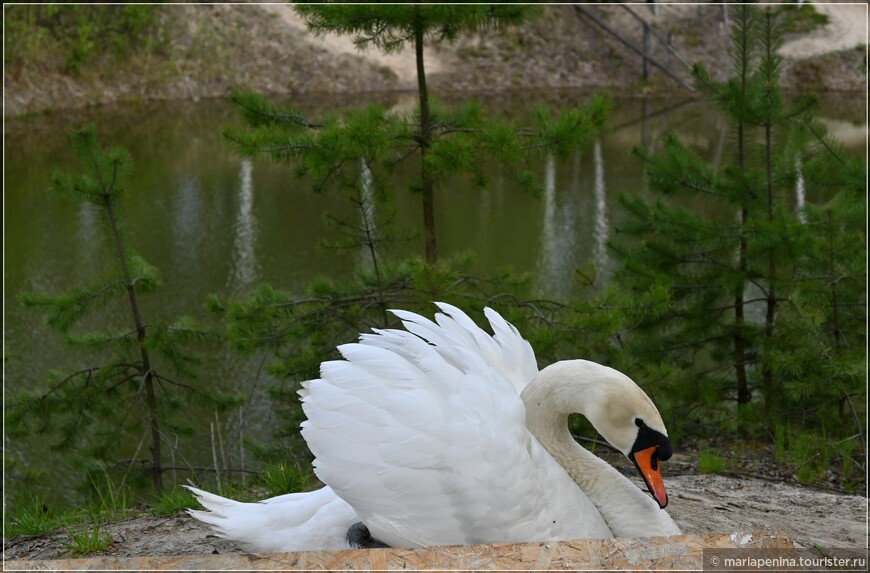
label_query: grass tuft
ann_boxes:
[259,462,316,495]
[153,487,198,516]
[4,493,63,537]
[698,449,727,474]
[63,524,113,557]
[88,471,129,520]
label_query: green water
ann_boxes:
[4,91,865,503]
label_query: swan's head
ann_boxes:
[525,359,673,508]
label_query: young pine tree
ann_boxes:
[601,5,865,444]
[10,126,220,493]
[214,4,612,458]
[226,2,610,264]
[764,124,866,448]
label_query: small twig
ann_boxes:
[169,466,259,475]
[210,422,221,492]
[215,409,227,480]
[791,452,821,477]
[152,373,198,393]
[572,434,621,454]
[119,430,148,492]
[843,394,866,456]
[239,406,245,480]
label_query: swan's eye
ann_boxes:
[635,418,644,427]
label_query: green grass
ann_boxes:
[3,4,160,70]
[87,471,130,520]
[62,524,113,557]
[776,3,830,35]
[698,449,727,474]
[771,423,864,487]
[153,487,198,516]
[259,462,316,495]
[5,471,136,541]
[4,493,65,538]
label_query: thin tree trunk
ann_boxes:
[414,6,437,264]
[103,195,164,492]
[733,4,750,407]
[735,134,750,406]
[827,210,842,349]
[826,210,848,423]
[761,121,778,414]
[761,8,777,415]
[358,162,389,326]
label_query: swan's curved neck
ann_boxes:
[520,368,610,488]
[520,361,608,452]
[520,362,681,537]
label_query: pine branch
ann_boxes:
[153,373,199,393]
[36,367,99,401]
[674,178,724,196]
[803,120,847,167]
[231,92,322,129]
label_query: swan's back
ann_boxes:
[301,303,612,547]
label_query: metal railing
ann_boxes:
[574,2,697,91]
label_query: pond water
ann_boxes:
[4,91,865,504]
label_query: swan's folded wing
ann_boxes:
[301,307,609,547]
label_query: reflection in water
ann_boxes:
[795,158,806,224]
[592,140,610,282]
[539,153,557,293]
[537,155,569,297]
[744,280,768,325]
[229,160,258,293]
[356,159,377,271]
[711,121,727,172]
[173,174,203,271]
[537,143,610,297]
[77,201,99,271]
[640,99,651,150]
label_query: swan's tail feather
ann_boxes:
[298,379,311,399]
[184,485,359,553]
[185,485,239,511]
[184,486,245,538]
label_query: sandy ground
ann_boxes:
[4,471,866,562]
[257,3,446,88]
[257,0,866,86]
[780,2,868,59]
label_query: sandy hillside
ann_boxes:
[252,1,866,92]
[4,1,865,116]
[780,2,867,59]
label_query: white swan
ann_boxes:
[187,303,680,552]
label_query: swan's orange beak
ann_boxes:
[632,446,668,509]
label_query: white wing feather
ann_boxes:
[189,304,613,550]
[301,305,612,547]
[389,303,538,394]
